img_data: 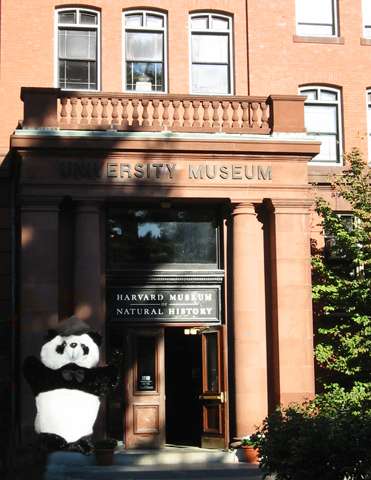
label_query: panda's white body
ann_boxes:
[23,319,117,452]
[35,389,100,443]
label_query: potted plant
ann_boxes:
[94,438,117,466]
[240,435,260,464]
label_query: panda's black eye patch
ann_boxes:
[56,341,67,354]
[81,344,89,355]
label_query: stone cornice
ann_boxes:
[269,198,313,214]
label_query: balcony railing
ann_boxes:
[20,88,306,135]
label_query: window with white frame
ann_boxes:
[123,11,166,92]
[300,86,342,164]
[367,90,371,159]
[190,13,233,95]
[56,8,99,90]
[296,0,338,37]
[363,0,371,37]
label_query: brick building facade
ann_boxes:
[0,0,369,472]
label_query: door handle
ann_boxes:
[199,392,225,403]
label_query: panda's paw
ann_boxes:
[38,433,68,452]
[66,436,94,455]
[78,437,94,455]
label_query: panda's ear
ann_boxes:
[87,331,102,347]
[45,329,58,341]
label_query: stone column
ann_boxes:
[20,200,60,439]
[270,200,315,405]
[231,202,268,437]
[74,201,103,335]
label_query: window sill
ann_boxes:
[360,37,371,45]
[293,35,344,45]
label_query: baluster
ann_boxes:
[80,97,89,126]
[91,97,99,127]
[202,101,210,129]
[60,97,68,126]
[251,102,259,128]
[212,101,220,129]
[231,101,240,129]
[192,100,200,128]
[261,102,269,130]
[101,98,109,128]
[172,100,180,129]
[142,99,150,128]
[183,100,191,128]
[120,98,129,130]
[132,99,140,128]
[241,102,249,129]
[152,99,160,129]
[162,100,170,129]
[222,101,230,129]
[111,98,119,128]
[70,97,78,126]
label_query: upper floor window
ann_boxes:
[366,90,371,159]
[56,8,99,90]
[189,13,233,95]
[300,86,342,164]
[296,0,338,37]
[123,10,167,92]
[362,0,371,37]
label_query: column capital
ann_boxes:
[231,201,262,216]
[20,196,62,213]
[269,198,313,214]
[74,199,103,214]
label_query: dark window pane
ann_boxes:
[59,60,97,90]
[58,11,77,24]
[205,404,220,431]
[206,333,219,392]
[136,336,156,391]
[107,207,217,267]
[80,11,97,25]
[126,62,163,91]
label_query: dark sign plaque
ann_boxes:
[108,287,221,324]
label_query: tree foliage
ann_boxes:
[312,148,370,401]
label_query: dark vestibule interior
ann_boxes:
[165,328,202,446]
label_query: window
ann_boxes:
[300,86,342,164]
[367,90,371,159]
[123,10,167,92]
[363,0,371,37]
[56,8,99,90]
[190,13,233,94]
[296,0,338,37]
[107,206,218,268]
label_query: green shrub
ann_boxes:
[252,402,371,480]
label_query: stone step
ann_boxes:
[47,445,238,469]
[45,463,263,480]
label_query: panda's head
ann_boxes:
[40,317,101,370]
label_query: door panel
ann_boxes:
[199,327,227,448]
[124,328,165,448]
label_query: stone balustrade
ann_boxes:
[20,88,306,134]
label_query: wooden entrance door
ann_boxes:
[199,327,228,448]
[124,328,165,448]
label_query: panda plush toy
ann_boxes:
[23,316,118,454]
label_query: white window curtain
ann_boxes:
[363,0,371,37]
[296,0,336,36]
